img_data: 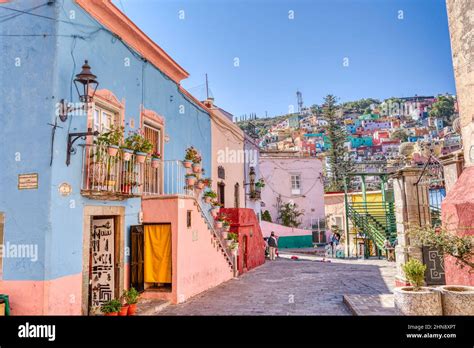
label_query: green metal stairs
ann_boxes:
[346,202,397,254]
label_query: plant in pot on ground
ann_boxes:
[124,131,153,164]
[183,146,199,168]
[101,298,122,316]
[394,259,442,316]
[123,287,139,316]
[408,225,474,315]
[203,190,217,204]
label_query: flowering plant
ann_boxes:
[124,130,153,154]
[151,151,161,159]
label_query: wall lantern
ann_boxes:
[58,60,99,122]
[64,60,100,166]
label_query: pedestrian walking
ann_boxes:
[268,231,278,260]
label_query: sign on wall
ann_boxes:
[18,173,38,190]
[90,218,115,314]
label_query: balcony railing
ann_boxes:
[80,145,194,199]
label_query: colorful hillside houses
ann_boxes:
[0,0,264,315]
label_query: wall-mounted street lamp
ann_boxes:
[63,60,100,166]
[58,60,99,122]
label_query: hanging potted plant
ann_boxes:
[225,232,237,248]
[185,173,197,186]
[100,298,121,316]
[393,259,442,315]
[95,125,124,157]
[201,177,212,188]
[192,153,202,173]
[255,178,265,189]
[210,201,221,217]
[408,225,474,315]
[183,146,198,168]
[203,190,217,204]
[151,151,161,169]
[124,287,139,316]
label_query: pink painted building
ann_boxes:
[259,153,325,233]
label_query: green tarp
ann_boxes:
[278,235,313,249]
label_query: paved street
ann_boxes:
[158,257,396,315]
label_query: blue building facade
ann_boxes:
[0,0,213,314]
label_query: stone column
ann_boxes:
[440,151,464,193]
[392,167,430,286]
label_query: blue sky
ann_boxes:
[116,0,455,118]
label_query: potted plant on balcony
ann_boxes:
[124,131,153,164]
[393,259,442,315]
[124,287,139,316]
[183,146,198,168]
[408,225,474,315]
[203,190,217,204]
[185,173,197,186]
[151,151,161,169]
[96,126,124,157]
[101,298,121,316]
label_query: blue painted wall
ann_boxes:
[0,0,212,281]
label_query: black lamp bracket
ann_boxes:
[66,128,99,166]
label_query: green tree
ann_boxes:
[261,210,272,223]
[278,203,303,228]
[429,95,455,126]
[391,129,409,142]
[322,95,353,192]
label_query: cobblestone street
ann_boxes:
[158,257,396,315]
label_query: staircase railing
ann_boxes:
[195,193,234,267]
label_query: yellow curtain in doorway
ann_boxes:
[144,224,172,283]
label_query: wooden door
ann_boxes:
[130,225,145,292]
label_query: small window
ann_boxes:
[93,106,119,133]
[291,174,301,195]
[187,211,192,228]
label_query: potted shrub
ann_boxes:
[118,300,129,317]
[124,287,139,316]
[95,125,124,157]
[185,173,196,186]
[393,259,442,315]
[183,146,198,168]
[408,225,474,315]
[101,299,121,316]
[203,190,216,204]
[151,151,161,169]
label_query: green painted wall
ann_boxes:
[278,235,313,249]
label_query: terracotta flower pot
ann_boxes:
[119,304,129,316]
[127,303,137,316]
[183,160,192,168]
[186,177,196,186]
[204,196,212,204]
[104,312,118,316]
[135,152,147,164]
[215,221,223,229]
[394,286,442,316]
[122,149,133,161]
[151,158,160,168]
[438,285,474,315]
[192,163,201,173]
[108,145,119,157]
